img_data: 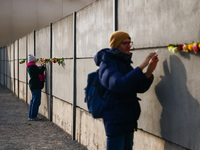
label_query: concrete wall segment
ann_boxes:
[14,40,19,97]
[7,45,11,61]
[52,59,73,103]
[19,81,26,101]
[6,76,11,89]
[14,78,18,96]
[19,37,26,59]
[18,62,26,82]
[118,0,200,48]
[18,37,26,83]
[0,48,4,84]
[35,26,50,58]
[10,44,14,79]
[39,92,49,119]
[134,130,188,150]
[76,108,107,150]
[10,79,14,93]
[14,60,18,81]
[76,0,113,58]
[132,48,200,150]
[27,32,35,56]
[14,40,19,60]
[6,46,11,77]
[52,97,73,135]
[52,14,74,58]
[10,60,14,79]
[10,43,14,61]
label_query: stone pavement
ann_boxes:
[0,85,87,150]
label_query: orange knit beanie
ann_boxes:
[109,31,131,48]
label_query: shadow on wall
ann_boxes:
[155,55,200,150]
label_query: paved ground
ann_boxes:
[0,85,87,150]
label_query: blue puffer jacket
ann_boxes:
[94,48,153,136]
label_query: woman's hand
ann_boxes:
[41,62,46,67]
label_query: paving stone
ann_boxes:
[0,85,87,150]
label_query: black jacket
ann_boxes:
[27,62,45,92]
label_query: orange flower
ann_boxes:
[187,44,193,51]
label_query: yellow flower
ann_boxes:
[198,43,200,48]
[188,44,193,50]
[168,46,173,52]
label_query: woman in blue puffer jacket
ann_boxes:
[94,31,159,150]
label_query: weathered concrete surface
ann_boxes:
[52,59,74,103]
[134,130,189,150]
[132,48,200,150]
[118,0,200,48]
[76,0,113,58]
[52,97,73,135]
[27,32,35,55]
[18,81,26,102]
[0,85,87,150]
[76,108,107,150]
[52,14,74,58]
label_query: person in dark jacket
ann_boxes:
[27,54,46,121]
[94,31,159,150]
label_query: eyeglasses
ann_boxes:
[121,41,133,46]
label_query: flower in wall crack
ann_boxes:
[19,59,26,64]
[50,58,58,63]
[178,44,183,51]
[43,58,50,64]
[192,42,199,54]
[50,57,64,65]
[39,58,43,62]
[169,42,200,54]
[172,47,178,53]
[168,46,173,53]
[187,44,193,51]
[168,45,178,53]
[58,58,64,65]
[182,44,188,52]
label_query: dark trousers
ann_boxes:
[29,89,41,118]
[107,132,134,150]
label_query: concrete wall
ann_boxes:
[0,0,199,149]
[14,40,19,97]
[0,47,5,85]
